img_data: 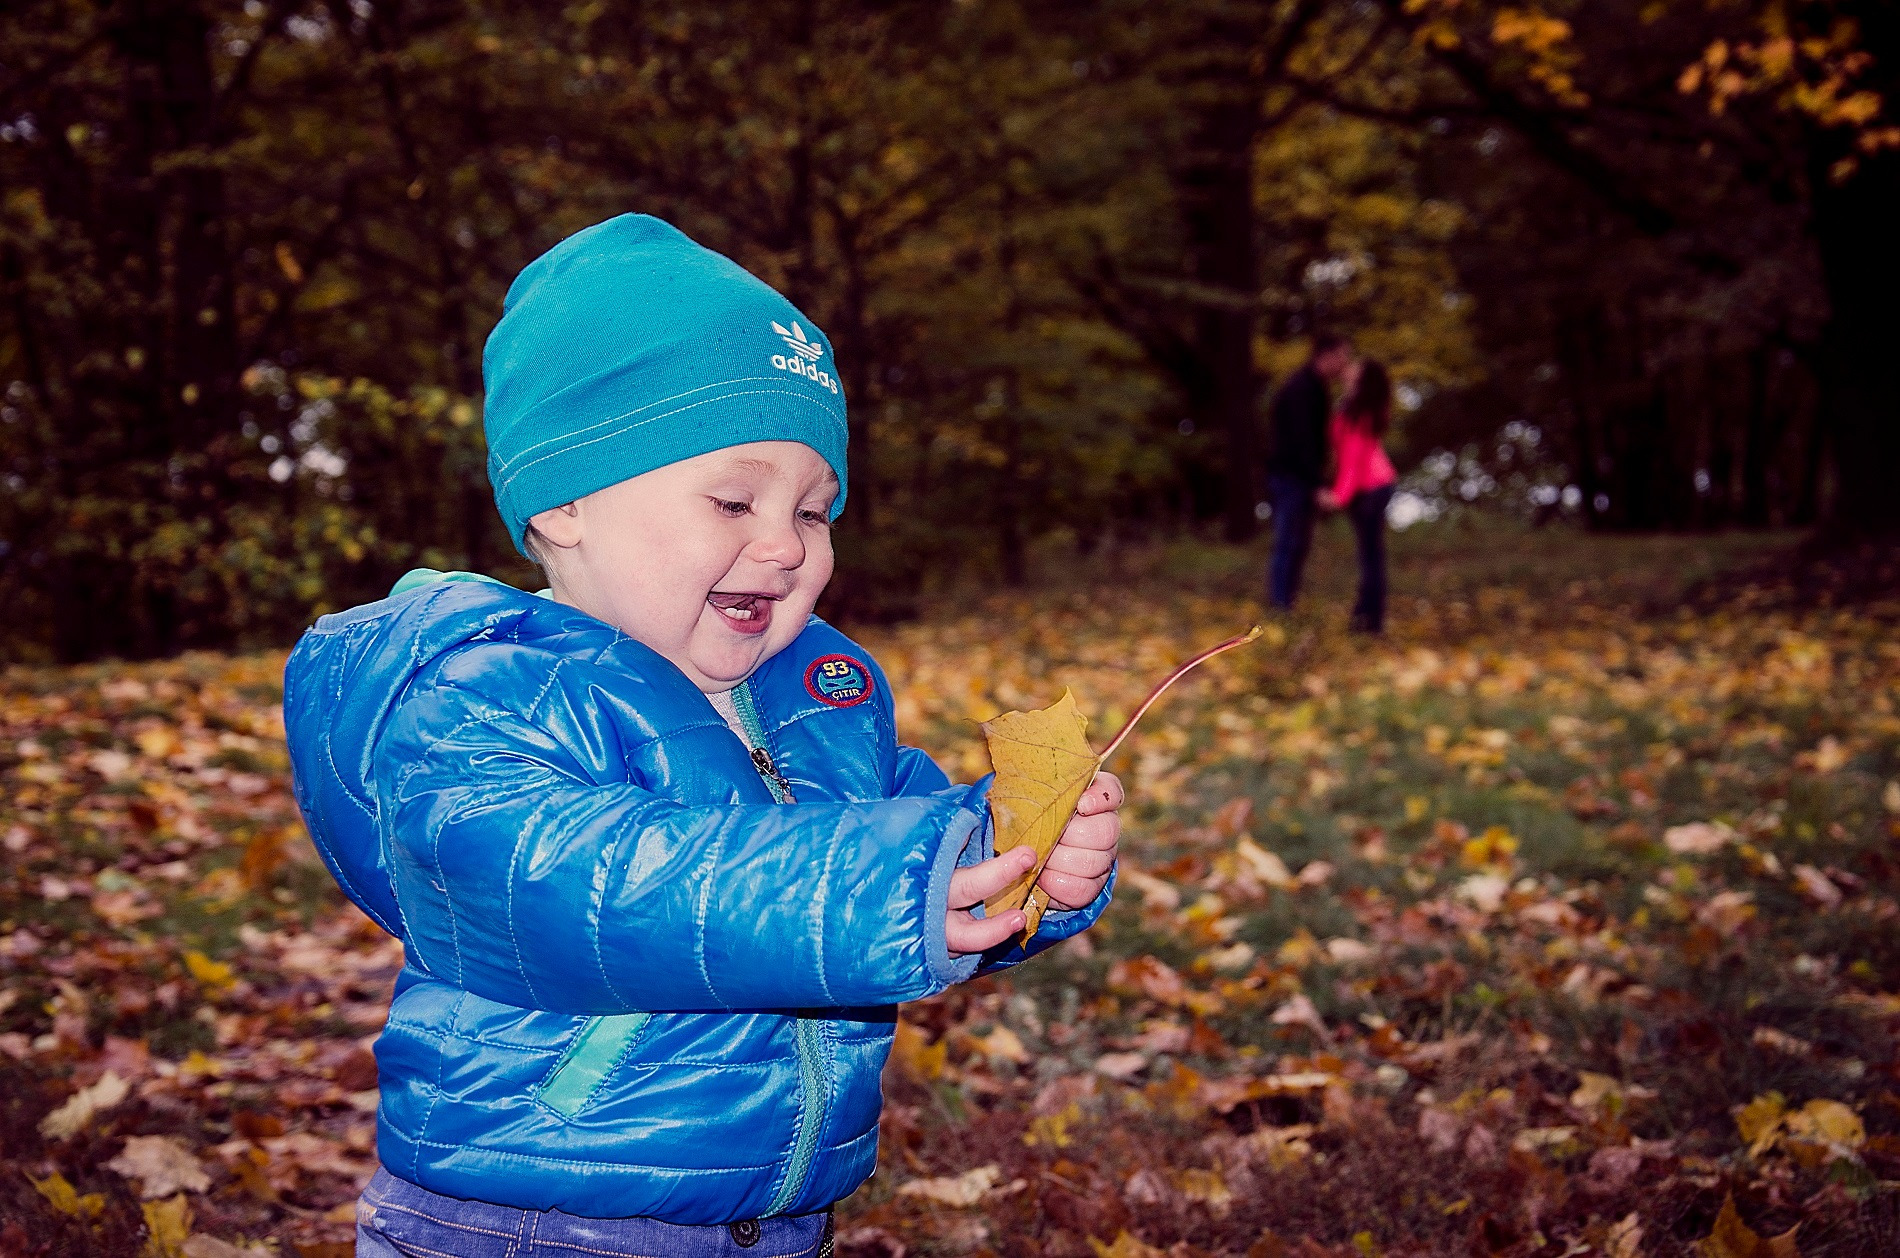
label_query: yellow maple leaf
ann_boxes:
[1782,1099,1864,1167]
[982,629,1261,938]
[1697,1193,1799,1258]
[889,1020,945,1082]
[1090,1232,1167,1258]
[32,1171,105,1219]
[1023,1101,1081,1149]
[1173,1167,1233,1210]
[184,950,236,994]
[142,1193,194,1258]
[1460,826,1519,872]
[981,689,1101,934]
[1735,1091,1786,1157]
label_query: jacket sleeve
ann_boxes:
[375,675,983,1015]
[891,744,954,797]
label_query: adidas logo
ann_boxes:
[769,321,839,394]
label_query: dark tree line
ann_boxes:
[1,0,1893,660]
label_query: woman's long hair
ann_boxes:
[1341,359,1392,437]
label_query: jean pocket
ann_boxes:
[360,1195,531,1257]
[533,1012,651,1119]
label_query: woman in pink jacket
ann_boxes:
[1318,359,1399,634]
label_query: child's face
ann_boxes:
[528,441,838,692]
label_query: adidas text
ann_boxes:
[771,353,840,393]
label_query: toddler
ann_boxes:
[283,214,1120,1257]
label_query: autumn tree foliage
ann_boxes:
[0,0,1895,661]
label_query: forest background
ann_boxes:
[3,0,1899,662]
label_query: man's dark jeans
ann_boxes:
[1347,484,1395,633]
[1268,474,1318,609]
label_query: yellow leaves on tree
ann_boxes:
[981,629,1261,941]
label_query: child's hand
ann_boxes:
[945,771,1123,954]
[1040,771,1121,910]
[946,846,1037,955]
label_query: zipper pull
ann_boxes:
[750,747,796,803]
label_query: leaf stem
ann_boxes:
[1096,626,1263,765]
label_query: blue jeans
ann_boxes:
[1346,484,1395,633]
[1267,474,1318,609]
[355,1168,833,1257]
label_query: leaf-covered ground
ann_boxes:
[2,526,1897,1257]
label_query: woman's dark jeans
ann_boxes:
[1346,484,1395,634]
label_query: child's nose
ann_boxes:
[747,516,806,569]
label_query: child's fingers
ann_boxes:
[1043,842,1115,881]
[948,845,1037,910]
[1058,809,1119,852]
[1072,771,1124,817]
[1039,867,1110,911]
[946,906,1026,955]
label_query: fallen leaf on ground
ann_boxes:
[39,1069,129,1140]
[890,1021,945,1082]
[1697,1193,1798,1258]
[182,1237,278,1258]
[32,1171,105,1219]
[1781,1099,1864,1166]
[107,1135,212,1199]
[1665,822,1734,855]
[1090,1231,1167,1258]
[141,1193,193,1258]
[896,1164,1001,1207]
[1790,865,1842,908]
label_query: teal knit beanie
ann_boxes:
[482,214,849,555]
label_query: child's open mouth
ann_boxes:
[707,591,775,635]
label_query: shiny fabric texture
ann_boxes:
[283,577,1110,1223]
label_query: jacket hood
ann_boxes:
[283,574,614,939]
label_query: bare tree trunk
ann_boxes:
[1182,94,1260,544]
[1740,348,1773,528]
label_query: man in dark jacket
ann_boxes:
[1263,332,1353,609]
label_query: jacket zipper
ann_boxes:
[768,1016,830,1216]
[732,680,795,802]
[733,680,827,1214]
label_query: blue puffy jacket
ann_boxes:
[282,575,1111,1222]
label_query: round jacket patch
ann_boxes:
[805,654,873,708]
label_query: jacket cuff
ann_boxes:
[922,800,986,989]
[977,862,1117,975]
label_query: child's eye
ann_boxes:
[797,508,831,527]
[712,499,751,517]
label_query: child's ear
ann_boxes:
[528,502,584,549]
